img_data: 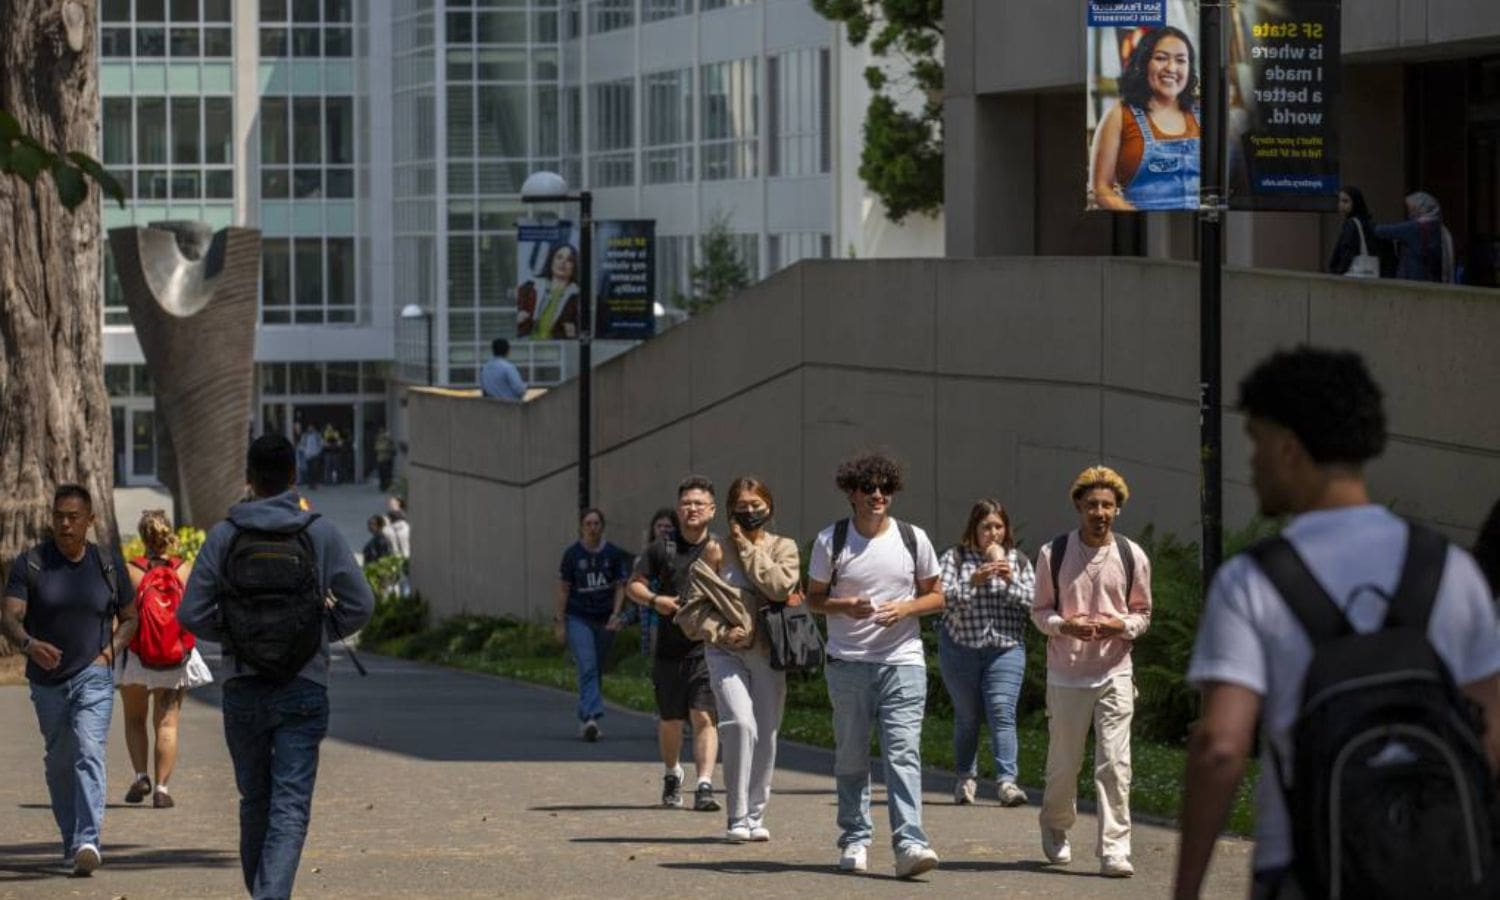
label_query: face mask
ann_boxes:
[732,509,771,531]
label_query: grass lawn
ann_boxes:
[367,619,1257,834]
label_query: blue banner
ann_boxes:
[1087,0,1166,27]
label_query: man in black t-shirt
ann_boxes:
[2,485,138,877]
[628,476,722,811]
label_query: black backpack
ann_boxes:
[220,518,327,684]
[1250,524,1500,899]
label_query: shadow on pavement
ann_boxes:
[571,835,727,845]
[529,804,687,812]
[659,860,916,882]
[0,841,236,883]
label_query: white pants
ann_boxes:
[1039,672,1135,859]
[706,647,786,828]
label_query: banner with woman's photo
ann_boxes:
[1086,0,1202,212]
[515,220,582,341]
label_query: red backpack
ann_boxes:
[129,556,195,668]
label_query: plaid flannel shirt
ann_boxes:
[938,545,1036,649]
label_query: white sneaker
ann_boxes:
[838,844,868,873]
[894,843,940,878]
[72,843,100,877]
[725,825,752,842]
[1041,827,1071,864]
[581,719,600,741]
[1101,855,1135,878]
[748,824,771,841]
[954,776,977,805]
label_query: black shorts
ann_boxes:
[651,653,716,721]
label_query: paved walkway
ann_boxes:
[0,650,1254,899]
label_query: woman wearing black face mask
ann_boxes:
[704,476,800,842]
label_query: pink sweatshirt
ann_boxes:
[1031,531,1152,687]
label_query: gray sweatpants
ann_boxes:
[706,646,787,828]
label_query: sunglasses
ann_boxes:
[857,480,894,496]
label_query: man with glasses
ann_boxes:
[808,453,944,878]
[2,485,138,877]
[627,476,722,811]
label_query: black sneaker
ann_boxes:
[662,770,684,808]
[694,782,720,812]
[124,776,151,805]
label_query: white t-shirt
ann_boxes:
[1188,505,1500,872]
[808,518,941,667]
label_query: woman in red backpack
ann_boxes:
[117,510,212,808]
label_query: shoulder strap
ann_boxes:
[1248,536,1351,644]
[1351,217,1370,256]
[1049,533,1069,606]
[1114,534,1137,602]
[1382,522,1448,632]
[895,519,919,592]
[24,545,43,600]
[828,518,850,589]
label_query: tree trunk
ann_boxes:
[0,1,118,655]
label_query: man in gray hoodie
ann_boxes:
[179,434,374,900]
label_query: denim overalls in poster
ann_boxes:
[1124,104,1201,211]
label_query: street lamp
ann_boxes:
[400,303,434,386]
[520,170,593,513]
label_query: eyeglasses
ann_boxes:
[857,480,893,496]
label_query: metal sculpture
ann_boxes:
[107,222,261,528]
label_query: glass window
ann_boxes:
[292,98,321,163]
[171,169,201,199]
[102,0,132,21]
[261,363,288,395]
[768,48,830,177]
[325,28,352,56]
[700,0,753,8]
[325,98,353,165]
[101,28,134,57]
[326,168,354,197]
[292,0,318,22]
[137,170,170,198]
[293,168,322,198]
[102,98,133,166]
[171,97,200,164]
[205,169,234,198]
[325,0,352,22]
[476,12,527,43]
[106,365,133,397]
[477,85,527,158]
[204,0,232,21]
[204,97,232,164]
[169,27,200,55]
[447,86,474,157]
[171,0,199,20]
[701,58,759,180]
[326,362,358,393]
[645,68,692,183]
[326,238,355,306]
[476,48,527,81]
[260,0,287,17]
[139,0,167,20]
[260,28,289,57]
[262,239,292,308]
[262,169,290,198]
[261,97,288,164]
[589,0,633,33]
[203,27,232,56]
[137,98,168,165]
[288,363,322,394]
[294,239,323,308]
[292,27,320,56]
[643,0,692,22]
[136,27,166,56]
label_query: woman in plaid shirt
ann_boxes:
[937,499,1037,807]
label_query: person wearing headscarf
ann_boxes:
[1374,191,1456,283]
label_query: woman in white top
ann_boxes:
[117,510,212,808]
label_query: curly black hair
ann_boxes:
[1237,346,1386,464]
[835,452,905,495]
[1119,26,1198,114]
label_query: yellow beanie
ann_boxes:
[1070,466,1130,505]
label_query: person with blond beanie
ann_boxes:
[1031,466,1152,878]
[117,510,212,809]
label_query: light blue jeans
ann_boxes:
[566,614,615,722]
[30,663,115,858]
[937,630,1025,784]
[825,658,929,851]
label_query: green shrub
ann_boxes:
[361,591,428,644]
[121,525,206,563]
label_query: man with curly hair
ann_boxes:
[807,452,944,878]
[1032,464,1153,878]
[1174,347,1500,899]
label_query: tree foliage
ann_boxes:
[0,109,125,210]
[684,213,750,315]
[813,0,944,222]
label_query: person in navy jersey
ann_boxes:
[2,484,139,878]
[553,508,632,741]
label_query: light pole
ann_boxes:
[520,170,593,512]
[400,303,434,386]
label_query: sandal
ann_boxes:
[124,776,151,804]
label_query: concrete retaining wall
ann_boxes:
[407,257,1500,622]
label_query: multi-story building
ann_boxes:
[99,0,863,485]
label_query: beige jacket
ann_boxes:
[675,533,800,649]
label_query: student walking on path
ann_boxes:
[1032,466,1153,879]
[179,434,375,899]
[553,508,632,741]
[1,484,139,877]
[700,477,799,842]
[807,452,944,879]
[937,498,1036,808]
[118,509,213,810]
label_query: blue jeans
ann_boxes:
[937,631,1025,783]
[30,664,114,857]
[825,658,929,851]
[223,676,329,900]
[566,614,615,722]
